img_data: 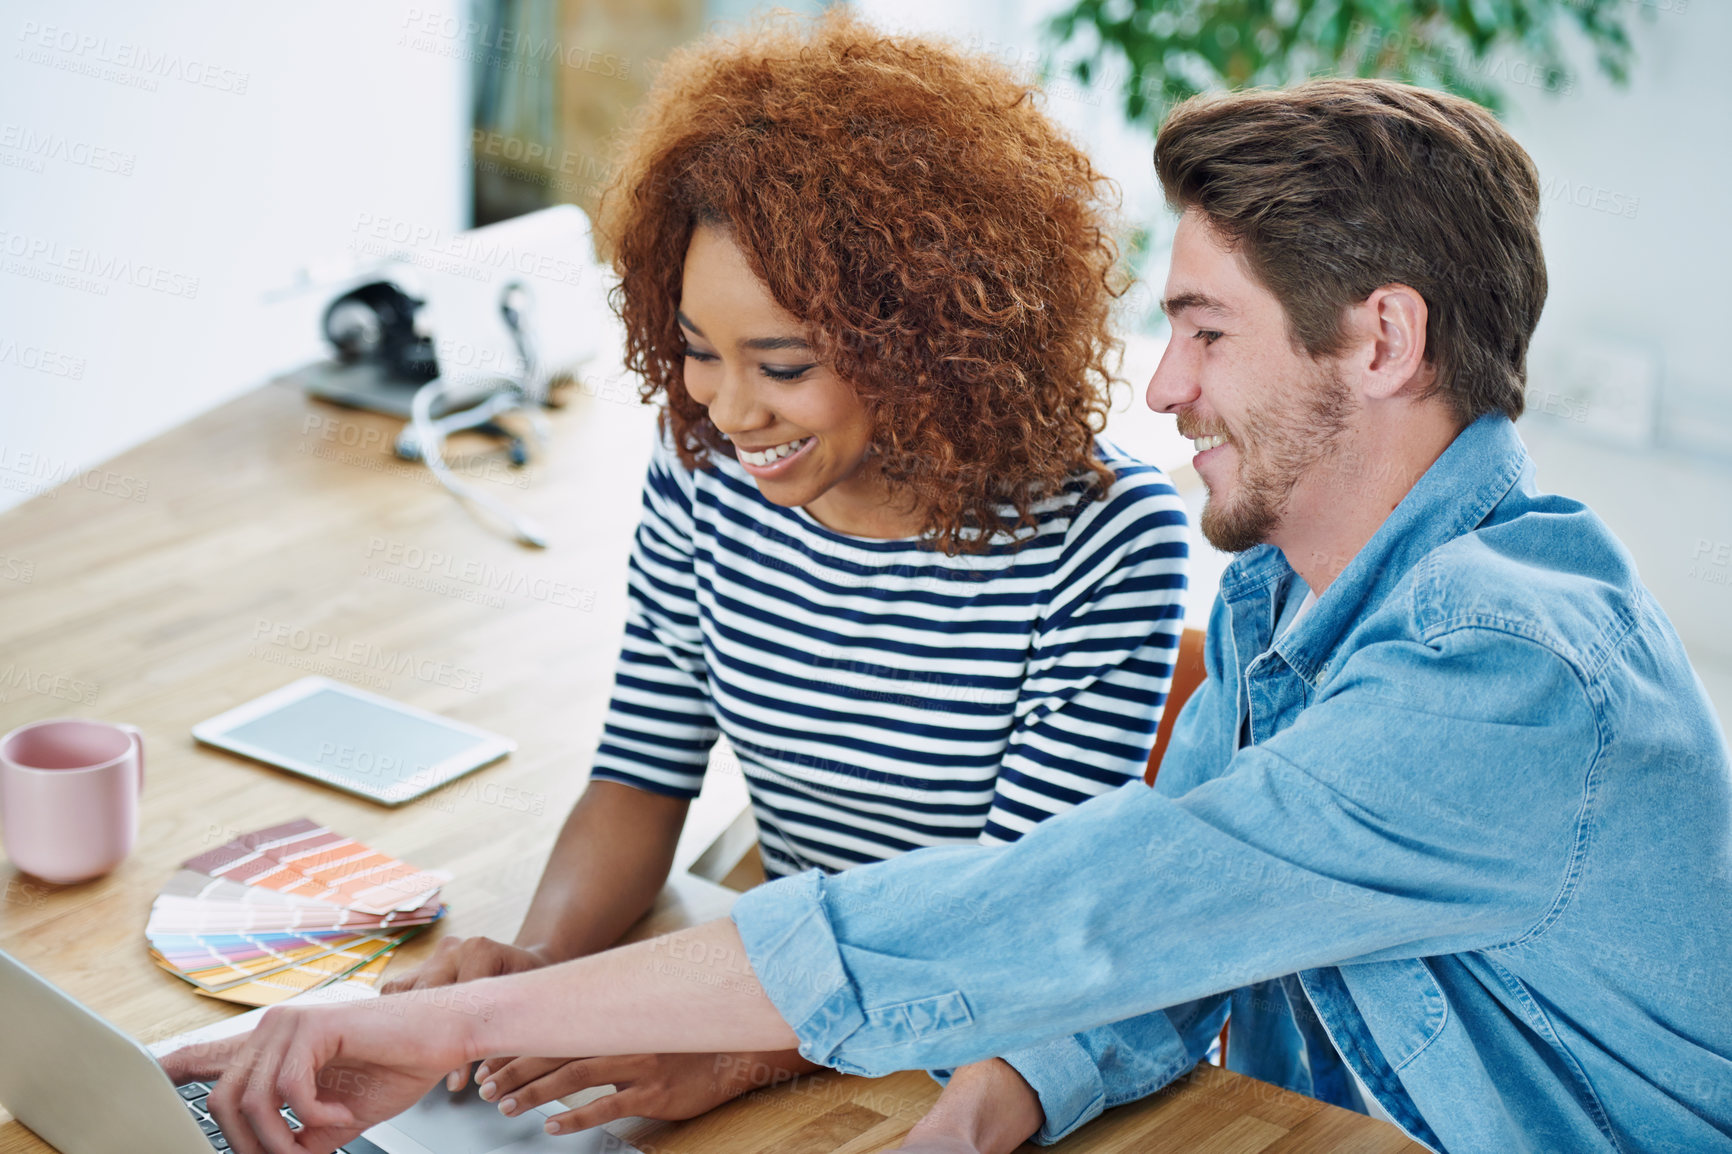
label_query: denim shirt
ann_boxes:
[732,415,1732,1153]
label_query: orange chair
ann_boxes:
[1146,627,1209,786]
[1144,627,1228,1062]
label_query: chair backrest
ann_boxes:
[1146,627,1208,786]
[1144,628,1233,1065]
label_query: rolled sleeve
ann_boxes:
[724,629,1590,1079]
[730,869,869,1073]
[999,1007,1208,1143]
[919,1038,1109,1145]
[995,1035,1106,1144]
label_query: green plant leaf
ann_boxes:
[1042,0,1641,128]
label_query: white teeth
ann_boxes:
[1192,434,1228,452]
[740,437,809,467]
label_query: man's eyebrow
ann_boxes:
[675,310,811,352]
[1160,292,1234,318]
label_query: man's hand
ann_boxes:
[158,995,476,1154]
[379,935,551,1090]
[472,1048,817,1135]
[898,1059,1042,1154]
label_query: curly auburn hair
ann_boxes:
[597,9,1122,554]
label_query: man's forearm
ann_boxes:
[465,919,799,1061]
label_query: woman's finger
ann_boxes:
[381,936,464,995]
[455,948,507,985]
[540,1087,634,1136]
[495,1057,624,1115]
[477,1055,563,1100]
[474,1056,517,1086]
[376,972,413,995]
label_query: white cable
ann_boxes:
[409,377,550,548]
[401,279,553,548]
[395,388,523,458]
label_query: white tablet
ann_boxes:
[192,677,515,805]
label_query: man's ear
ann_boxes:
[1348,284,1430,401]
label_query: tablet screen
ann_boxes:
[197,679,513,803]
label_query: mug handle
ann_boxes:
[119,723,145,793]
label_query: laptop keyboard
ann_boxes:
[176,1082,386,1154]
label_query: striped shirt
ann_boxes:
[591,432,1189,877]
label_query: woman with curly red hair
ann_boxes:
[386,11,1188,1149]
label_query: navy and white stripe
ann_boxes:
[591,432,1188,877]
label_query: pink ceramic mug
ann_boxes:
[0,718,145,884]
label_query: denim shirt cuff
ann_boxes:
[922,1036,1103,1146]
[730,870,870,1073]
[997,1036,1108,1144]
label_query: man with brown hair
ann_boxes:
[167,79,1730,1154]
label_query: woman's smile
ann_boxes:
[734,435,816,474]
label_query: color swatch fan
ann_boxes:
[146,818,448,1006]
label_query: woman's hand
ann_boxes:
[380,935,552,996]
[158,994,478,1154]
[472,1048,817,1135]
[378,934,552,1090]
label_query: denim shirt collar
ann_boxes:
[1218,414,1529,689]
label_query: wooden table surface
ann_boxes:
[0,376,1425,1153]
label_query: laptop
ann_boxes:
[0,948,641,1153]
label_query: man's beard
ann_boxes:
[1192,367,1356,554]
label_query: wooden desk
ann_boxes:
[0,379,1424,1152]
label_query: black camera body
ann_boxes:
[320,280,438,382]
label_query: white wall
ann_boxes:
[1506,2,1732,460]
[1503,3,1732,679]
[0,0,468,513]
[4,0,1724,709]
